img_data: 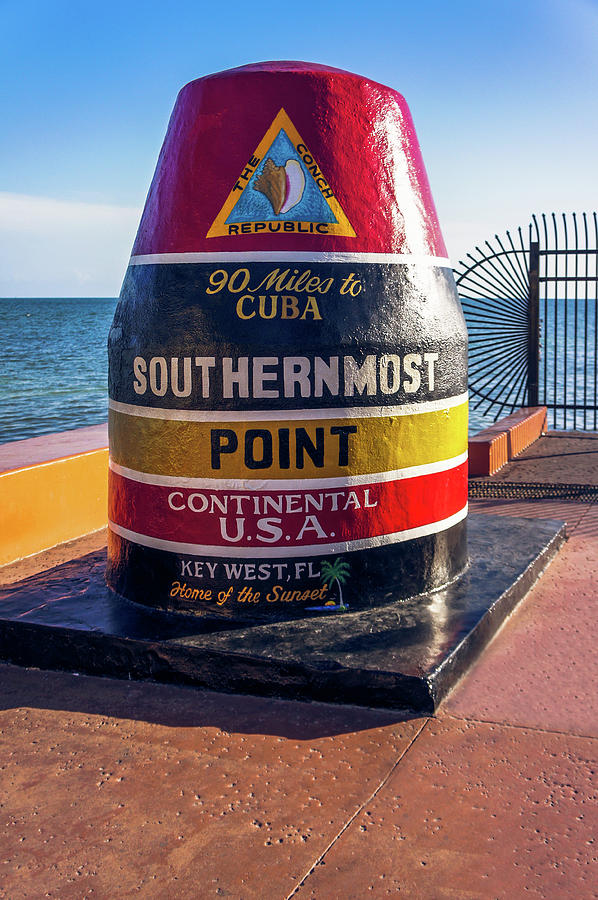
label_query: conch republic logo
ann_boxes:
[207,108,355,238]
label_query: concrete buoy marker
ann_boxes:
[107,61,468,618]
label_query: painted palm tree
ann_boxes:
[320,558,351,609]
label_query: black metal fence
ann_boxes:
[455,212,598,430]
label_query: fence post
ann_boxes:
[527,241,540,406]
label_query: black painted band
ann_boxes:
[106,519,468,619]
[109,261,467,410]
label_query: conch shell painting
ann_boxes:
[254,157,306,215]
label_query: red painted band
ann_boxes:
[108,462,467,551]
[132,62,446,257]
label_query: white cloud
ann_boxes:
[0,192,141,296]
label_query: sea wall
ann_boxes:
[0,424,108,565]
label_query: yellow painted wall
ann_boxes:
[0,449,108,566]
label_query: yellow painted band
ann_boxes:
[109,402,468,479]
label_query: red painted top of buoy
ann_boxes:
[132,61,447,257]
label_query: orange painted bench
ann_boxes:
[469,407,547,476]
[0,424,108,566]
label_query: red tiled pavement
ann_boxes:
[469,497,591,533]
[445,500,598,736]
[471,431,598,485]
[1,445,598,897]
[567,501,598,540]
[293,717,598,900]
[0,666,422,900]
[0,529,107,587]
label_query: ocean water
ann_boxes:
[0,298,118,444]
[466,298,598,434]
[468,404,493,436]
[1,297,481,446]
[539,298,598,431]
[4,296,586,445]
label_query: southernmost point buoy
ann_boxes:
[107,61,468,618]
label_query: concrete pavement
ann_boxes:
[0,498,596,897]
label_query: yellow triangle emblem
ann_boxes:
[207,108,355,238]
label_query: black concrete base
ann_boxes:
[0,515,565,713]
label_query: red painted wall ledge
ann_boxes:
[469,407,547,477]
[0,424,108,566]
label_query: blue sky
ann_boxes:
[1,0,596,295]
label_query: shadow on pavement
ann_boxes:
[0,662,420,739]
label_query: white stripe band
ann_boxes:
[108,504,468,559]
[109,451,468,490]
[108,392,468,422]
[128,251,452,267]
